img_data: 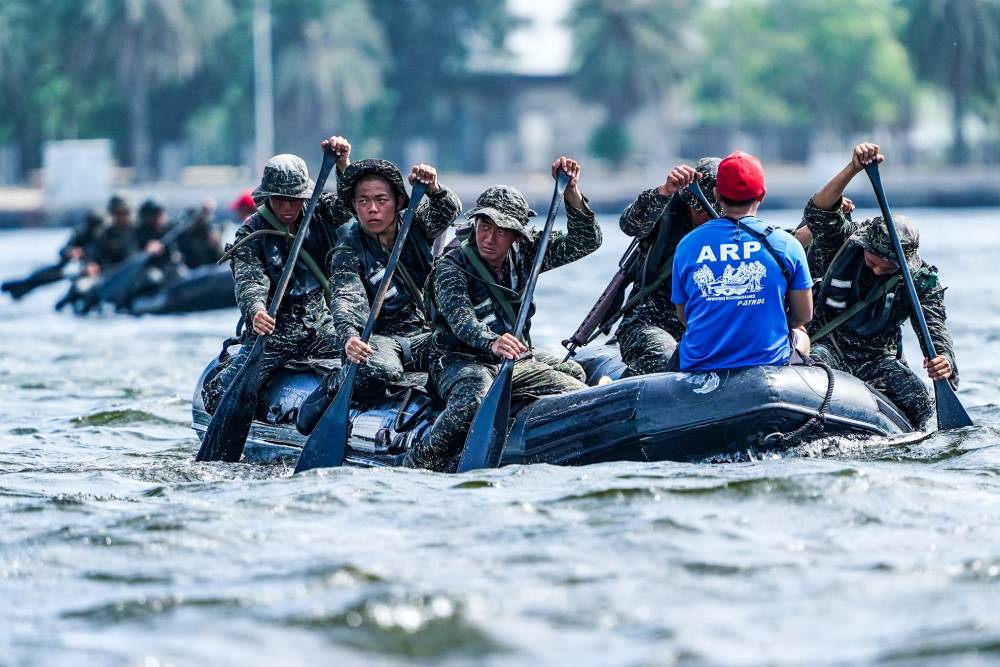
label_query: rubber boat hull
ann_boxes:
[129,265,236,315]
[191,345,914,467]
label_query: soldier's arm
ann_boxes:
[230,222,271,322]
[433,259,499,352]
[619,188,671,239]
[327,245,370,349]
[915,280,959,387]
[538,198,602,272]
[801,198,857,275]
[313,191,353,230]
[415,186,462,240]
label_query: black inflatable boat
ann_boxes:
[128,265,236,315]
[191,345,915,467]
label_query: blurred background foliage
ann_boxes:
[1,0,999,177]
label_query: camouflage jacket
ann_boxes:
[177,221,223,269]
[802,198,957,381]
[430,199,601,361]
[327,187,461,349]
[616,188,693,340]
[87,224,138,268]
[229,192,350,328]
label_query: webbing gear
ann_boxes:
[728,217,792,285]
[584,252,674,345]
[460,240,521,335]
[256,206,331,298]
[810,274,902,343]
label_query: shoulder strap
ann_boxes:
[460,240,520,330]
[732,219,793,285]
[257,206,331,296]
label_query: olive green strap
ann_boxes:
[460,240,520,331]
[810,273,904,343]
[257,206,331,297]
[584,252,674,345]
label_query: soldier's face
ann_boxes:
[354,176,401,236]
[111,207,131,228]
[475,217,518,265]
[864,250,899,276]
[269,196,305,225]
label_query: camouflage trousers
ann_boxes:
[202,314,341,415]
[811,343,932,429]
[403,349,588,472]
[350,332,433,397]
[618,323,679,377]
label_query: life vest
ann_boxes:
[256,207,336,301]
[816,239,934,337]
[336,217,434,321]
[429,240,535,356]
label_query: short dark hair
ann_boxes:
[719,194,758,208]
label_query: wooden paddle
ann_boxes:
[457,170,571,472]
[863,162,972,431]
[195,149,338,462]
[293,181,429,473]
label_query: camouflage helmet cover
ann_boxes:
[339,159,409,214]
[854,214,921,272]
[465,185,538,237]
[679,157,722,215]
[253,154,315,200]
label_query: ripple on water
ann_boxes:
[71,409,176,427]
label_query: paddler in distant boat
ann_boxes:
[801,142,957,428]
[201,140,354,415]
[615,157,722,376]
[295,152,462,434]
[402,157,601,471]
[670,151,814,371]
[230,189,258,223]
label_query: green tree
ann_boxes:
[696,0,914,160]
[569,0,695,162]
[65,0,234,179]
[901,0,1000,163]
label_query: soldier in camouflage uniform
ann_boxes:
[202,141,354,414]
[294,159,462,432]
[403,157,601,471]
[615,157,722,375]
[85,195,137,273]
[803,143,957,428]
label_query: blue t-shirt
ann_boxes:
[671,216,812,371]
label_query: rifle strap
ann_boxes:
[370,226,429,320]
[460,241,523,340]
[257,206,331,299]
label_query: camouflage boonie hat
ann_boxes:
[855,214,921,272]
[679,157,722,215]
[253,154,315,200]
[465,185,537,237]
[339,159,409,214]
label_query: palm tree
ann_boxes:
[902,0,1000,163]
[569,0,695,161]
[66,0,233,180]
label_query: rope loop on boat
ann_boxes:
[763,361,836,445]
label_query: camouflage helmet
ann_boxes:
[465,185,537,237]
[339,159,409,214]
[253,154,315,200]
[679,157,722,215]
[854,214,921,272]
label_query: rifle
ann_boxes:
[561,239,640,360]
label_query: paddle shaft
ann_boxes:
[265,150,338,319]
[863,164,939,357]
[685,180,721,221]
[512,170,571,339]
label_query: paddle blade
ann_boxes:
[933,379,973,430]
[195,340,266,462]
[294,364,358,473]
[457,363,514,472]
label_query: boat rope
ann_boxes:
[762,360,835,445]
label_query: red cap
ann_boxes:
[716,151,766,201]
[230,188,256,212]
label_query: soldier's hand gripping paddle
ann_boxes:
[864,162,972,431]
[457,170,571,472]
[294,182,429,473]
[195,149,338,463]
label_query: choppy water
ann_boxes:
[1,210,998,667]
